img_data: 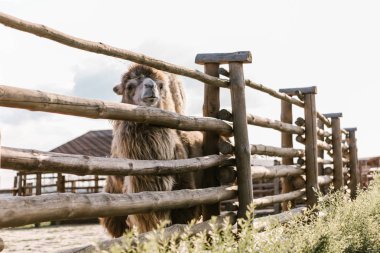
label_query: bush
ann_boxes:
[108,176,380,253]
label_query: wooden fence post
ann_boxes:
[317,120,327,194]
[280,87,319,208]
[195,51,252,220]
[345,128,359,199]
[229,60,253,220]
[324,113,343,191]
[195,59,221,220]
[279,95,295,210]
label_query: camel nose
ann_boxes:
[143,78,156,89]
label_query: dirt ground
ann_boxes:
[0,223,110,253]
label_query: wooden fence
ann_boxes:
[0,12,360,252]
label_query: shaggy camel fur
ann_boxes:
[101,64,202,237]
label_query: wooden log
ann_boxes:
[317,113,332,128]
[59,212,237,253]
[229,62,253,220]
[317,120,325,178]
[0,12,228,89]
[346,128,359,199]
[317,127,332,138]
[1,147,233,176]
[318,175,333,186]
[247,80,304,107]
[252,189,305,207]
[318,158,333,165]
[251,144,305,158]
[218,109,304,135]
[253,207,306,232]
[195,52,252,64]
[295,117,305,127]
[0,237,3,252]
[0,85,232,135]
[273,178,281,214]
[252,182,274,189]
[218,67,230,77]
[0,186,237,228]
[17,173,22,196]
[251,165,304,180]
[280,97,296,210]
[303,89,319,208]
[36,173,42,195]
[328,116,344,190]
[201,62,221,220]
[296,136,332,151]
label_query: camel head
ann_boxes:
[113,64,168,108]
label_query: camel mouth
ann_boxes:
[142,96,159,105]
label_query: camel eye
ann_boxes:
[159,83,164,90]
[127,84,135,91]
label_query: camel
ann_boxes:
[100,64,203,237]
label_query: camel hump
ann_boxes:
[167,73,186,114]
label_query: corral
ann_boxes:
[0,11,361,253]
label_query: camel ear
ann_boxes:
[113,83,124,95]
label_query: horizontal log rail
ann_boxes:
[317,127,332,138]
[0,85,232,135]
[251,165,304,180]
[253,207,306,232]
[296,137,332,152]
[1,147,234,176]
[60,212,237,253]
[218,109,304,135]
[251,144,305,158]
[0,12,228,88]
[318,158,333,165]
[318,175,333,186]
[369,168,380,173]
[253,189,305,207]
[0,186,237,228]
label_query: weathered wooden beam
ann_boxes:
[296,137,333,151]
[253,207,306,232]
[303,88,319,208]
[252,189,305,207]
[1,147,233,176]
[200,62,221,220]
[279,86,317,96]
[0,186,237,228]
[326,114,344,191]
[218,109,304,135]
[251,144,305,158]
[0,12,228,88]
[246,80,305,107]
[195,51,252,64]
[218,67,230,77]
[229,62,253,220]
[251,165,304,180]
[280,97,296,210]
[346,128,359,199]
[0,85,232,135]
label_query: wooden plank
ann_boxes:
[0,12,228,88]
[1,147,233,176]
[229,62,253,219]
[279,86,317,96]
[0,186,237,228]
[195,51,252,64]
[201,63,221,220]
[303,92,319,208]
[218,109,304,135]
[323,113,343,118]
[346,128,359,199]
[330,117,344,190]
[0,85,232,135]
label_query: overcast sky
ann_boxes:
[1,0,380,188]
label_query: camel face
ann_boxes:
[113,64,167,108]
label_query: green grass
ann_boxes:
[109,175,380,253]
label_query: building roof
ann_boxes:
[50,130,112,157]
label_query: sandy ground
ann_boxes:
[0,223,110,253]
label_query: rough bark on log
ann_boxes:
[1,147,234,176]
[0,12,228,88]
[218,109,304,135]
[251,144,305,158]
[252,189,305,207]
[0,186,237,228]
[251,165,304,180]
[0,85,233,135]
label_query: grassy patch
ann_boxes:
[108,175,380,253]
